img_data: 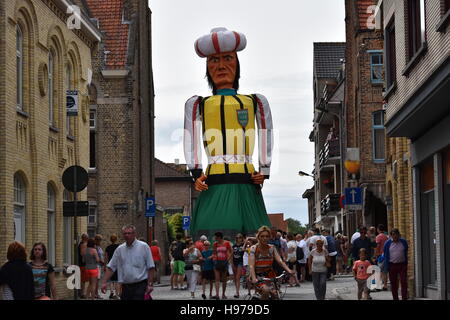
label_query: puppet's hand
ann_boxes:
[251,172,265,185]
[195,174,209,192]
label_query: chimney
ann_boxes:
[174,159,179,165]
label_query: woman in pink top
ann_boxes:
[375,224,389,291]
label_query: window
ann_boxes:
[89,110,96,169]
[420,160,437,286]
[89,110,96,129]
[48,52,54,126]
[66,64,73,136]
[369,51,384,84]
[63,190,73,265]
[372,111,386,161]
[16,25,23,111]
[13,173,26,243]
[88,206,97,226]
[385,18,397,89]
[47,184,56,266]
[407,0,426,60]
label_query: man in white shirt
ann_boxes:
[306,228,328,250]
[351,226,362,244]
[295,233,308,282]
[101,225,155,300]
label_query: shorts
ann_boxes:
[202,270,215,281]
[86,268,99,279]
[213,262,229,282]
[233,259,243,268]
[173,260,186,275]
[80,267,89,282]
[214,260,228,272]
[378,261,387,273]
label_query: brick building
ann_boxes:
[155,159,197,217]
[85,0,155,244]
[308,42,346,233]
[267,213,289,233]
[343,0,387,234]
[154,158,199,274]
[381,0,450,299]
[0,0,101,299]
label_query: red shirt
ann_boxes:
[213,241,231,261]
[376,233,388,256]
[353,260,371,280]
[150,246,161,261]
[194,240,205,252]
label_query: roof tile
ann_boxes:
[86,0,129,69]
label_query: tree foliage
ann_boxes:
[165,213,183,242]
[286,218,308,235]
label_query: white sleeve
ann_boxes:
[107,248,119,272]
[183,96,203,177]
[254,94,273,177]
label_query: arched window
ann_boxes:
[16,25,23,110]
[48,51,54,126]
[47,184,56,265]
[13,173,26,243]
[63,189,73,264]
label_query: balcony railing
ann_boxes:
[319,138,340,167]
[320,193,340,215]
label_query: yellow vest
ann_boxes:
[200,94,257,176]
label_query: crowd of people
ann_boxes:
[167,223,409,301]
[0,223,409,301]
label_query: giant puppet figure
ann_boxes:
[184,27,273,240]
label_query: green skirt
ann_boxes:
[190,183,271,241]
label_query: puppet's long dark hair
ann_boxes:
[206,56,240,95]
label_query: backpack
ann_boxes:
[296,245,304,261]
[173,242,186,261]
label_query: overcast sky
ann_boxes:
[149,0,346,226]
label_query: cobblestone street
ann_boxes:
[97,275,394,300]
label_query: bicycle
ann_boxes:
[244,271,290,300]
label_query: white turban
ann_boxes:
[195,27,247,58]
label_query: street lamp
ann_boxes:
[298,171,314,178]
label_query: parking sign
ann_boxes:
[145,197,156,217]
[182,216,190,230]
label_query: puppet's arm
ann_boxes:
[184,96,203,180]
[254,94,274,179]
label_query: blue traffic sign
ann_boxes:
[345,187,363,209]
[182,216,190,230]
[145,197,156,217]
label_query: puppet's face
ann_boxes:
[207,52,237,90]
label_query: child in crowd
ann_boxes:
[353,248,374,300]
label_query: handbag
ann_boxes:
[193,264,201,272]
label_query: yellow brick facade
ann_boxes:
[0,0,99,299]
[385,137,415,298]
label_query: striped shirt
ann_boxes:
[249,244,276,275]
[184,93,273,179]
